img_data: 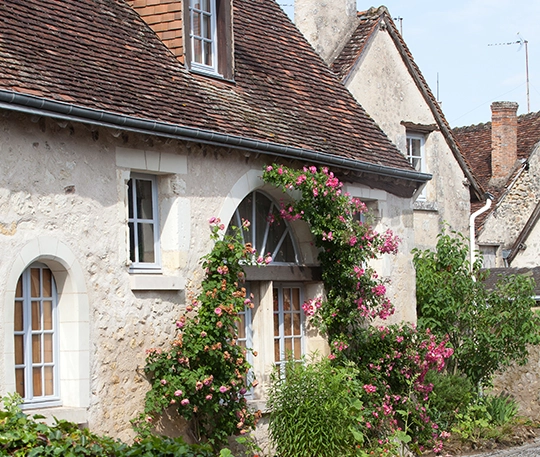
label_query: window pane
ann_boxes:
[136,179,154,220]
[32,335,42,363]
[31,301,41,330]
[203,41,213,67]
[273,312,279,336]
[43,301,53,330]
[128,222,136,262]
[201,0,211,13]
[273,289,279,312]
[193,39,203,64]
[283,289,291,311]
[33,368,43,397]
[44,334,53,363]
[127,179,134,219]
[44,366,54,396]
[138,223,155,263]
[14,335,24,364]
[193,11,202,37]
[293,313,301,334]
[292,288,300,310]
[16,277,23,298]
[284,313,292,336]
[203,14,212,39]
[237,313,246,339]
[42,269,52,297]
[411,157,421,171]
[285,338,292,355]
[15,368,25,397]
[14,301,23,331]
[294,337,302,359]
[274,339,280,362]
[31,268,40,297]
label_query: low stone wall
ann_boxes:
[493,344,540,420]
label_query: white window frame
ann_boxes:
[189,0,219,75]
[128,173,161,271]
[14,263,61,408]
[273,283,305,369]
[406,133,426,200]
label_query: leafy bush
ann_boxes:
[267,357,368,457]
[413,229,540,386]
[136,221,263,448]
[0,394,214,456]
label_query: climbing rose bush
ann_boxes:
[262,164,400,356]
[136,220,262,449]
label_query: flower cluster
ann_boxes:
[263,164,399,354]
[137,221,261,448]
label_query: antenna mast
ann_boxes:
[488,34,530,112]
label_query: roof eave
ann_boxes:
[0,90,431,188]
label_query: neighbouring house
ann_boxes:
[0,0,429,444]
[294,2,484,252]
[454,102,540,419]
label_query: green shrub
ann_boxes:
[426,371,474,428]
[267,357,366,457]
[0,393,215,456]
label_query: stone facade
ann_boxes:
[0,110,415,441]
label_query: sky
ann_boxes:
[278,1,540,128]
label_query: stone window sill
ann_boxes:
[129,274,185,291]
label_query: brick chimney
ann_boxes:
[127,0,184,62]
[490,101,518,184]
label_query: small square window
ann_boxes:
[128,174,161,270]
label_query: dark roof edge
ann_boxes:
[380,15,484,201]
[507,199,540,265]
[0,90,432,184]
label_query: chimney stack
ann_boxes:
[490,101,518,184]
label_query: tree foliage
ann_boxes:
[413,229,540,386]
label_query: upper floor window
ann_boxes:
[189,0,218,74]
[406,133,426,200]
[14,264,59,406]
[187,0,233,79]
[128,174,161,270]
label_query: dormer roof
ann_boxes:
[0,0,429,196]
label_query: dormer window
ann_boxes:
[189,0,218,74]
[187,0,234,79]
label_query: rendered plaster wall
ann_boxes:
[344,27,471,251]
[478,146,540,267]
[0,111,417,442]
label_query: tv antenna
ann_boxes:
[488,33,530,112]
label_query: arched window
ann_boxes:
[14,263,59,406]
[227,191,306,382]
[228,190,299,263]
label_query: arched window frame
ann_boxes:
[14,263,60,407]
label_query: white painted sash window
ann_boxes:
[14,264,59,406]
[128,173,161,270]
[189,0,218,74]
[406,133,426,200]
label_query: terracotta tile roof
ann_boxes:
[453,110,540,229]
[330,6,483,200]
[454,111,540,188]
[0,0,415,174]
[331,10,379,80]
